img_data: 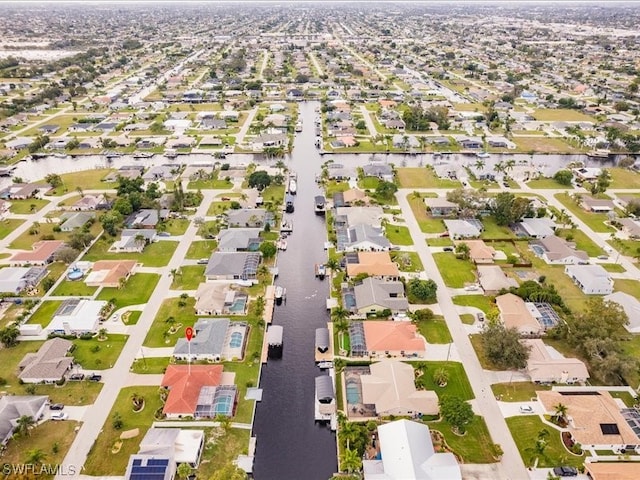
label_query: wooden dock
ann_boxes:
[261,285,277,363]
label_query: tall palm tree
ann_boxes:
[474,159,486,172]
[176,463,192,480]
[16,415,35,437]
[340,447,362,475]
[505,158,516,174]
[340,421,359,450]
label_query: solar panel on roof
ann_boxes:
[133,459,142,466]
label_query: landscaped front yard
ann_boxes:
[170,265,205,290]
[72,334,128,370]
[433,252,476,288]
[385,224,413,245]
[427,415,499,464]
[97,273,160,309]
[53,279,98,297]
[452,295,494,313]
[491,382,551,402]
[555,192,614,233]
[390,251,423,272]
[143,297,198,347]
[83,238,178,267]
[185,240,217,259]
[416,317,452,344]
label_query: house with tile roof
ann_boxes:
[84,260,137,288]
[11,240,65,266]
[345,251,400,280]
[522,339,589,384]
[351,278,408,316]
[17,338,73,383]
[358,321,427,358]
[495,293,543,336]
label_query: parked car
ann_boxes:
[88,374,102,382]
[519,405,534,413]
[553,466,578,477]
[443,247,454,252]
[197,258,209,265]
[69,373,85,381]
[476,312,485,322]
[49,403,64,410]
[51,412,68,421]
[157,232,171,237]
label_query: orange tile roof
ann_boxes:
[586,462,640,480]
[92,260,137,286]
[12,240,65,263]
[346,252,399,278]
[161,365,223,415]
[363,321,426,353]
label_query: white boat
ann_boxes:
[315,264,326,280]
[476,151,490,158]
[586,149,610,159]
[275,286,285,305]
[133,152,154,159]
[288,179,297,195]
[317,361,333,370]
[164,148,178,158]
[295,122,303,132]
[276,239,287,251]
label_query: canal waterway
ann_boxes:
[252,101,338,480]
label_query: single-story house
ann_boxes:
[619,217,640,239]
[517,217,557,239]
[350,277,408,315]
[585,462,640,480]
[459,240,496,264]
[424,197,458,217]
[349,320,426,358]
[84,260,137,288]
[335,206,384,229]
[204,252,261,282]
[17,338,74,384]
[1,183,51,200]
[70,194,110,211]
[444,219,483,239]
[194,283,247,316]
[360,361,439,417]
[225,209,274,228]
[45,299,107,335]
[581,196,615,213]
[125,209,169,229]
[339,224,391,253]
[160,365,237,419]
[0,266,47,294]
[362,163,394,182]
[565,264,613,295]
[142,165,178,182]
[109,229,157,253]
[477,266,518,295]
[217,228,262,252]
[11,240,65,266]
[533,235,589,265]
[251,133,288,152]
[0,396,49,446]
[537,390,640,452]
[326,164,357,181]
[173,318,248,362]
[572,167,602,182]
[138,428,205,469]
[604,291,640,333]
[59,212,95,232]
[522,339,589,384]
[495,293,543,336]
[342,188,370,206]
[5,137,32,150]
[345,251,400,280]
[363,419,461,480]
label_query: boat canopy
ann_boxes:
[315,328,330,353]
[267,325,283,345]
[315,375,334,404]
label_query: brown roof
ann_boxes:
[537,390,639,446]
[363,321,426,353]
[91,260,137,286]
[522,339,589,382]
[495,293,541,333]
[12,240,65,263]
[459,240,495,262]
[342,188,370,205]
[346,252,399,278]
[586,462,640,480]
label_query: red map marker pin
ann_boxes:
[185,326,194,342]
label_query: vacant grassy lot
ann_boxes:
[433,253,476,288]
[53,279,98,297]
[608,238,640,257]
[50,169,116,194]
[532,109,595,122]
[170,265,205,290]
[481,216,517,239]
[608,167,640,189]
[614,279,640,299]
[417,317,452,344]
[555,192,614,233]
[453,295,494,313]
[84,386,163,475]
[385,224,413,245]
[513,136,579,153]
[0,218,25,239]
[427,237,453,247]
[161,218,190,235]
[527,178,573,189]
[27,300,61,326]
[390,251,424,272]
[185,240,217,259]
[408,194,446,233]
[396,168,460,188]
[10,218,102,250]
[143,297,198,347]
[507,416,584,468]
[491,382,551,402]
[72,334,128,370]
[9,198,49,214]
[97,273,160,309]
[83,238,178,267]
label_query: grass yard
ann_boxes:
[50,169,116,194]
[385,225,413,245]
[206,200,233,216]
[83,238,178,267]
[427,237,453,247]
[608,238,640,257]
[122,310,141,325]
[556,228,604,257]
[428,415,498,464]
[161,218,190,235]
[600,263,626,273]
[491,382,551,402]
[419,361,475,400]
[197,428,251,480]
[390,251,424,272]
[614,279,640,299]
[506,416,583,468]
[324,180,350,197]
[261,184,286,206]
[555,192,614,233]
[460,314,476,325]
[396,168,460,188]
[407,194,446,233]
[532,109,595,122]
[84,386,164,476]
[9,198,49,214]
[143,297,198,347]
[530,259,586,312]
[453,295,494,313]
[416,317,453,344]
[10,220,103,250]
[97,273,160,309]
[527,178,573,189]
[358,176,381,190]
[27,300,61,326]
[170,265,205,290]
[72,334,128,370]
[470,334,500,370]
[513,136,579,153]
[433,253,476,288]
[608,167,640,189]
[481,216,517,239]
[130,356,170,374]
[53,280,98,297]
[0,218,25,239]
[186,240,217,259]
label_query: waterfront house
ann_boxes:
[204,252,261,282]
[172,318,248,362]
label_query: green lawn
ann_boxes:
[407,195,446,233]
[9,219,103,250]
[433,253,476,288]
[614,279,640,299]
[53,279,98,297]
[600,263,626,273]
[608,238,640,257]
[130,356,170,374]
[197,428,251,480]
[481,217,517,239]
[84,386,164,475]
[532,109,594,122]
[72,334,128,370]
[358,176,381,190]
[460,314,476,325]
[50,169,116,194]
[8,198,49,214]
[556,228,604,257]
[385,225,413,245]
[555,193,614,233]
[27,300,61,326]
[530,259,587,313]
[453,295,494,313]
[397,168,460,188]
[390,251,423,272]
[185,240,217,259]
[170,265,205,290]
[428,415,499,464]
[491,382,551,402]
[417,317,453,344]
[97,273,160,309]
[427,237,453,247]
[143,297,198,347]
[527,178,573,189]
[608,167,640,189]
[83,238,178,267]
[261,184,286,207]
[506,416,584,468]
[161,218,190,235]
[418,361,475,401]
[513,136,580,154]
[206,200,233,216]
[324,180,350,197]
[0,218,25,239]
[122,310,141,325]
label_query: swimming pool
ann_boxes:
[229,331,243,348]
[228,297,247,313]
[346,381,361,404]
[530,244,545,256]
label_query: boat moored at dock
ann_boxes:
[314,195,326,215]
[267,325,283,359]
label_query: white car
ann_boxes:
[51,412,68,421]
[519,405,534,414]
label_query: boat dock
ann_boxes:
[260,286,277,363]
[315,326,334,363]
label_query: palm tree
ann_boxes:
[340,447,362,475]
[98,328,108,340]
[553,403,568,424]
[325,256,340,275]
[433,367,449,387]
[26,448,46,464]
[494,161,505,176]
[474,159,486,172]
[176,463,192,480]
[16,415,35,437]
[340,421,359,450]
[505,158,516,175]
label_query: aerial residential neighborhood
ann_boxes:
[0,2,639,480]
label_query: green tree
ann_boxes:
[209,463,247,480]
[0,325,20,347]
[100,211,122,236]
[407,278,438,303]
[480,323,530,370]
[433,367,449,386]
[16,415,35,437]
[375,181,398,200]
[45,173,63,189]
[25,448,46,464]
[176,463,192,480]
[259,241,277,259]
[247,170,272,190]
[553,170,573,186]
[340,448,362,475]
[454,242,470,260]
[491,192,531,226]
[439,395,474,434]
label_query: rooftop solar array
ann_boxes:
[349,321,367,357]
[128,458,170,480]
[56,298,80,316]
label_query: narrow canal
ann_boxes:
[252,101,337,480]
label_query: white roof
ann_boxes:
[605,291,640,333]
[519,217,556,238]
[46,300,106,333]
[363,419,461,480]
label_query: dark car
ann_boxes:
[49,403,64,410]
[443,247,454,252]
[69,373,85,381]
[88,374,102,382]
[553,466,578,477]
